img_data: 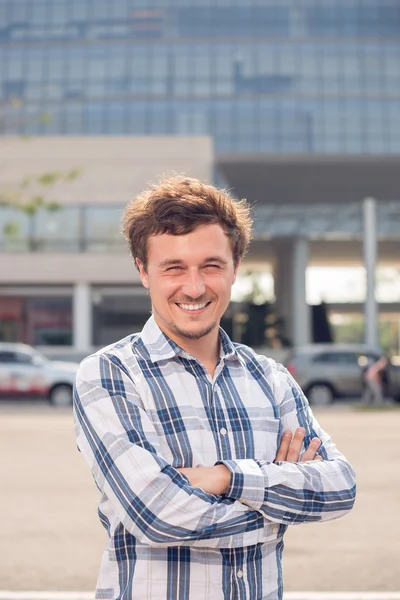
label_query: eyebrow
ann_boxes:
[158,259,184,268]
[158,257,228,268]
[203,256,229,265]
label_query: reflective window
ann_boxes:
[0,0,399,154]
[92,291,151,346]
[33,207,81,252]
[313,352,360,366]
[84,206,125,252]
[0,351,18,363]
[0,295,73,346]
[0,208,31,251]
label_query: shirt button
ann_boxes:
[220,427,227,436]
[237,570,243,578]
[272,524,280,534]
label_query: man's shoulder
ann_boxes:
[232,342,281,372]
[229,344,295,399]
[78,330,148,372]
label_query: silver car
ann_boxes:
[0,342,79,406]
[284,343,400,406]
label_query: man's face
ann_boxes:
[137,224,239,344]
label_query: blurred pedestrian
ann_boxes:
[73,175,356,600]
[362,355,388,405]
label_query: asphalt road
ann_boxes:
[1,401,399,592]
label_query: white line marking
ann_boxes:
[286,595,400,600]
[0,594,94,600]
[1,593,400,600]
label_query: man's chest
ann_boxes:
[136,361,280,467]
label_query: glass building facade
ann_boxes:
[0,0,399,154]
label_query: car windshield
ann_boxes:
[30,350,50,366]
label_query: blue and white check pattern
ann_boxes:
[73,316,356,600]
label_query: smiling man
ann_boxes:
[73,175,356,600]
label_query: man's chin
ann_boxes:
[172,321,217,341]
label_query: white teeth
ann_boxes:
[178,302,208,311]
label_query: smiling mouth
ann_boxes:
[176,301,212,312]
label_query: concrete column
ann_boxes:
[274,238,311,346]
[274,240,294,342]
[292,237,311,346]
[363,198,378,347]
[73,283,92,351]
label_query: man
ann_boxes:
[74,176,356,600]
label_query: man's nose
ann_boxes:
[181,270,206,298]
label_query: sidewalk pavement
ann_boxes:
[1,404,399,591]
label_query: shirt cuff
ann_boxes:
[217,459,266,509]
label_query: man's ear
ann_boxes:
[136,259,149,289]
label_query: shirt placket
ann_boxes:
[211,362,231,461]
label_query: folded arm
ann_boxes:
[217,362,356,525]
[74,354,275,548]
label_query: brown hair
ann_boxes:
[122,175,253,270]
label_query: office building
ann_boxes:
[1,1,399,352]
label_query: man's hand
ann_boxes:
[177,465,230,495]
[274,427,323,462]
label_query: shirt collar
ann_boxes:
[140,315,239,364]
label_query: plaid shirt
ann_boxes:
[73,316,356,600]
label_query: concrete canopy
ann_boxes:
[217,153,400,346]
[216,154,400,205]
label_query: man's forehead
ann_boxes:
[157,256,230,268]
[146,226,234,264]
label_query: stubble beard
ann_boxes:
[153,305,218,341]
[169,319,218,340]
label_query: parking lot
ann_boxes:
[1,400,399,592]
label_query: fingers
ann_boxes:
[286,428,306,461]
[300,437,322,462]
[275,428,305,462]
[275,428,323,463]
[274,430,293,462]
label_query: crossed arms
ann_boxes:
[178,427,323,495]
[74,354,356,548]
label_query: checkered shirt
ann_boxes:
[73,316,356,600]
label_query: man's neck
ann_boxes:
[157,321,220,376]
[179,334,220,375]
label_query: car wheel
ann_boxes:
[306,384,334,406]
[49,384,73,407]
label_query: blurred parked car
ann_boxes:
[0,342,79,406]
[285,343,400,406]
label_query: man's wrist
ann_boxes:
[215,464,231,494]
[216,459,265,508]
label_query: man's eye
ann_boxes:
[204,264,221,269]
[166,266,183,271]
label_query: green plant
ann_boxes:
[1,98,82,238]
